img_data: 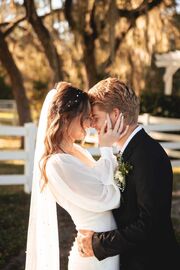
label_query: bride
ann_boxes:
[25,82,128,270]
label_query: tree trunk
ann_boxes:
[0,30,32,126]
[83,33,98,89]
[64,0,98,89]
[24,0,63,83]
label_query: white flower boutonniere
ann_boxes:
[114,152,133,192]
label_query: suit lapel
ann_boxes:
[122,128,147,161]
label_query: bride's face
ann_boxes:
[67,113,91,141]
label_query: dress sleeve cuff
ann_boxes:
[100,147,113,159]
[100,147,118,172]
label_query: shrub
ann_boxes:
[140,92,180,118]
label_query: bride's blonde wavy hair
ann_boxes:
[40,82,90,189]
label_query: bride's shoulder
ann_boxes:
[46,154,58,166]
[47,153,66,166]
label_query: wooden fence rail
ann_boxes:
[0,114,179,192]
[85,114,180,168]
[0,123,37,193]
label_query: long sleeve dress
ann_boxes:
[46,145,121,270]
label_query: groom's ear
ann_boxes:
[112,108,120,120]
[110,108,120,127]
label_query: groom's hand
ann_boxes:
[99,113,129,147]
[77,230,94,257]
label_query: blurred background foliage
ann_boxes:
[0,0,180,124]
[140,92,180,117]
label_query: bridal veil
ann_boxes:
[25,89,60,270]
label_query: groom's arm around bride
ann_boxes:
[78,78,180,270]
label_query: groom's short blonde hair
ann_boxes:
[88,77,140,125]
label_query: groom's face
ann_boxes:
[91,105,117,133]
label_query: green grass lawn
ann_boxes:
[0,163,180,269]
[0,185,30,269]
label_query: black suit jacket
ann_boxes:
[92,129,180,270]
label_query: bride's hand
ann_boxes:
[99,113,129,147]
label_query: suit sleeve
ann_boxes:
[92,147,173,260]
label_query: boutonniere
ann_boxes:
[114,152,133,192]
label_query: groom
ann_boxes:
[77,78,180,270]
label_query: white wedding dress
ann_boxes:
[25,89,120,270]
[46,144,120,270]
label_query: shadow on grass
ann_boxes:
[0,186,30,270]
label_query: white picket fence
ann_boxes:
[139,114,180,167]
[0,123,37,193]
[85,114,180,168]
[0,114,180,193]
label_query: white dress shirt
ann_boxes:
[117,125,142,154]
